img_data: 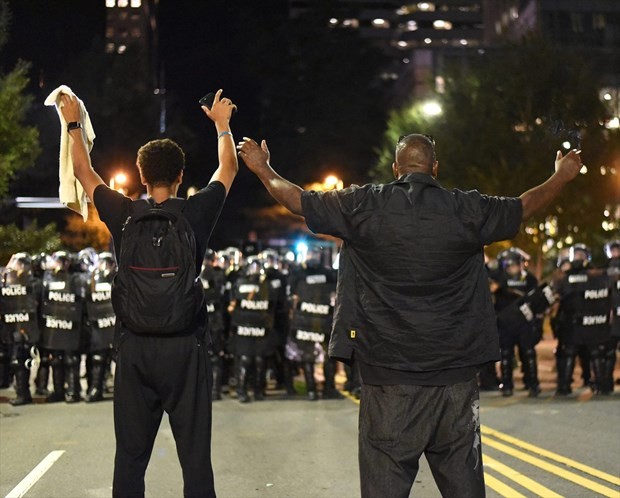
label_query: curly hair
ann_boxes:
[137,139,185,186]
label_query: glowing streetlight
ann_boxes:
[324,175,343,190]
[110,172,128,192]
[422,101,442,117]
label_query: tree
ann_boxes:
[0,0,40,197]
[372,37,619,273]
[0,221,61,264]
[61,204,111,252]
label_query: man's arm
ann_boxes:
[202,89,239,194]
[520,150,582,222]
[60,94,105,202]
[237,138,304,216]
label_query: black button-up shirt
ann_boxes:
[301,173,522,372]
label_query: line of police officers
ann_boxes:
[484,240,620,397]
[2,240,618,406]
[0,249,117,406]
[0,243,350,407]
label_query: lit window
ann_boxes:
[329,18,338,26]
[510,7,519,20]
[459,39,468,46]
[406,20,417,31]
[342,19,359,28]
[397,40,408,48]
[417,2,434,12]
[603,93,612,101]
[372,18,390,28]
[131,0,141,6]
[433,20,452,30]
[117,44,127,54]
[118,0,128,7]
[105,43,115,53]
[106,0,115,7]
[424,38,432,44]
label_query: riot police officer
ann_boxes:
[287,245,342,400]
[229,256,281,403]
[494,248,540,396]
[83,251,116,402]
[41,251,85,402]
[604,240,619,392]
[258,249,289,392]
[31,253,52,395]
[200,249,227,400]
[0,253,42,405]
[554,243,612,395]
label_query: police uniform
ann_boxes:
[83,253,116,402]
[555,261,612,395]
[230,264,281,403]
[40,254,84,403]
[0,254,42,405]
[200,255,227,400]
[494,257,540,396]
[288,264,341,400]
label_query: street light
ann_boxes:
[324,175,343,190]
[110,172,128,193]
[422,101,442,117]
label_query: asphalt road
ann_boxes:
[1,342,619,498]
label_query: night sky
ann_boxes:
[1,0,392,247]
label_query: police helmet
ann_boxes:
[259,249,280,271]
[219,247,243,273]
[244,255,263,276]
[2,252,32,283]
[498,247,526,269]
[569,243,591,263]
[50,250,72,273]
[604,240,620,260]
[77,247,98,273]
[97,252,116,275]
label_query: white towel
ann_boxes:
[44,85,96,221]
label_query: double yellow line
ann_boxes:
[340,391,620,497]
[482,426,620,498]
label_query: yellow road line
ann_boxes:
[482,425,620,487]
[484,455,564,498]
[483,436,619,498]
[339,389,360,404]
[484,472,528,498]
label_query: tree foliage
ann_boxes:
[61,204,111,252]
[0,0,40,197]
[0,221,62,265]
[373,37,619,271]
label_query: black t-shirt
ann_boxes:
[93,182,227,333]
[93,182,227,274]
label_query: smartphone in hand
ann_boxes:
[199,92,237,114]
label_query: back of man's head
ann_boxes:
[137,138,185,187]
[395,134,436,176]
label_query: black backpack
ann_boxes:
[112,197,205,334]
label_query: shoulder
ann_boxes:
[93,184,132,213]
[186,181,226,207]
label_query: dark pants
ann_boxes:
[113,332,215,498]
[359,379,485,498]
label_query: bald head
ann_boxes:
[394,134,437,178]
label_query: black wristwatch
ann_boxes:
[67,121,82,132]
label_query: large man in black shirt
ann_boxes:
[237,134,582,498]
[59,90,238,498]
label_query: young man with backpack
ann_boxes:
[59,89,238,498]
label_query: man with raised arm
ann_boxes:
[60,89,238,498]
[237,133,582,498]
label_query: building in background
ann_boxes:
[289,0,620,117]
[486,0,620,130]
[105,0,166,133]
